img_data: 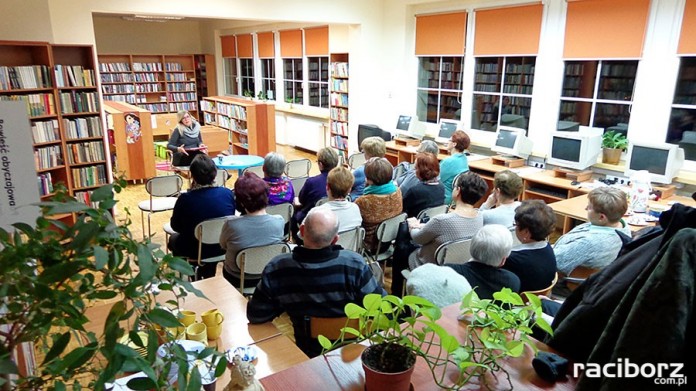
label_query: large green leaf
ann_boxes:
[147,308,181,328]
[126,376,157,390]
[344,302,365,319]
[41,331,71,365]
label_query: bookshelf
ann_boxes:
[98,54,199,118]
[417,56,464,123]
[329,53,349,159]
[193,54,217,117]
[0,41,110,217]
[200,96,275,156]
[103,101,155,182]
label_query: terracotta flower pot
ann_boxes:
[361,344,416,391]
[602,148,622,165]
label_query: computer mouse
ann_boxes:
[570,180,580,186]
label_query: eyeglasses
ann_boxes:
[183,115,192,119]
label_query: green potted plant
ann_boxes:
[601,130,628,164]
[319,289,552,390]
[0,181,227,390]
[243,90,253,100]
[256,91,267,101]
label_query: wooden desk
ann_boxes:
[384,140,450,166]
[260,304,577,390]
[86,277,308,382]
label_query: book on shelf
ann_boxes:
[31,120,60,144]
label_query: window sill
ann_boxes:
[275,104,330,120]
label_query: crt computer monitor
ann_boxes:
[491,126,533,159]
[394,114,426,139]
[624,142,685,184]
[358,124,392,146]
[546,126,603,171]
[436,119,460,144]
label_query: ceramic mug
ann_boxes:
[179,310,197,327]
[166,326,186,340]
[207,323,223,340]
[186,323,208,344]
[201,309,224,327]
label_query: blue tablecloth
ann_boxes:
[215,154,263,174]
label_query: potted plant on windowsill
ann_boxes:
[601,130,628,165]
[319,289,552,390]
[0,181,227,390]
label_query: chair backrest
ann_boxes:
[194,216,230,263]
[523,272,559,299]
[416,204,449,221]
[305,316,359,339]
[267,203,294,241]
[236,243,291,293]
[347,152,366,170]
[315,197,329,207]
[290,176,308,195]
[565,266,600,291]
[242,164,265,178]
[285,159,311,178]
[434,238,473,265]
[146,175,183,198]
[373,213,407,254]
[392,161,408,181]
[214,169,229,187]
[336,226,365,253]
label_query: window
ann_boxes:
[559,60,637,132]
[260,58,276,100]
[667,57,696,161]
[471,56,535,132]
[223,58,238,96]
[283,58,303,104]
[416,56,464,124]
[308,56,329,108]
[239,58,255,97]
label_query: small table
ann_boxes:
[215,154,264,176]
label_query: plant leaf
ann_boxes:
[126,376,157,390]
[344,302,365,319]
[147,308,181,328]
[318,335,332,350]
[41,331,71,365]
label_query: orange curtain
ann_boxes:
[305,26,329,56]
[564,0,651,58]
[415,12,467,56]
[258,31,275,58]
[221,35,236,57]
[474,4,543,55]
[237,34,253,58]
[679,0,696,54]
[280,29,302,58]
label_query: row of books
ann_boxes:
[330,135,348,151]
[135,84,163,93]
[167,92,196,101]
[330,92,349,107]
[330,107,348,122]
[167,82,196,91]
[103,95,136,103]
[99,62,131,72]
[139,103,168,112]
[133,73,161,82]
[35,145,63,170]
[100,73,134,83]
[330,121,348,137]
[54,65,95,88]
[74,190,98,208]
[216,102,247,120]
[331,62,349,78]
[37,173,54,196]
[0,94,56,117]
[59,91,99,114]
[31,120,60,144]
[200,100,215,112]
[72,165,107,189]
[63,116,103,139]
[0,65,52,90]
[165,63,185,71]
[66,141,105,164]
[169,102,197,112]
[166,73,189,82]
[331,79,348,93]
[103,84,135,94]
[217,115,246,133]
[132,62,163,72]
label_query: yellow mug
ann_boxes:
[207,323,223,340]
[201,309,224,327]
[179,310,197,327]
[166,326,186,340]
[186,323,207,344]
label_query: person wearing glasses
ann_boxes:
[167,110,207,167]
[439,130,470,205]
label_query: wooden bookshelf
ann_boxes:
[0,41,110,217]
[329,53,349,159]
[103,101,155,182]
[193,54,217,118]
[200,96,275,156]
[98,53,199,118]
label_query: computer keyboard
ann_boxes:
[527,187,567,199]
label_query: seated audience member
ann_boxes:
[479,170,523,228]
[355,157,403,254]
[440,130,471,205]
[401,152,445,218]
[406,263,472,308]
[168,154,235,279]
[503,200,557,292]
[167,110,207,167]
[396,140,440,194]
[407,172,487,269]
[262,152,294,205]
[220,172,285,288]
[291,147,339,242]
[310,166,362,233]
[350,136,387,200]
[554,186,631,276]
[446,224,520,300]
[247,209,386,357]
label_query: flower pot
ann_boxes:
[602,148,622,165]
[361,344,416,391]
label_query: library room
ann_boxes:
[1,0,695,389]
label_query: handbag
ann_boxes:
[391,220,419,296]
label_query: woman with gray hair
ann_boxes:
[263,152,295,205]
[445,224,520,299]
[396,139,440,193]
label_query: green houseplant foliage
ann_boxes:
[0,180,227,390]
[319,289,552,390]
[601,131,628,150]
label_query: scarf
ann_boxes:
[178,120,200,139]
[363,182,397,196]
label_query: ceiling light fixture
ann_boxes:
[121,14,185,22]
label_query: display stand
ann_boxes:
[393,136,420,147]
[491,155,525,168]
[104,101,155,182]
[552,167,593,182]
[653,184,676,199]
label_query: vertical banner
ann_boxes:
[0,101,41,231]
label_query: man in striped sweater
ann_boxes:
[247,208,386,357]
